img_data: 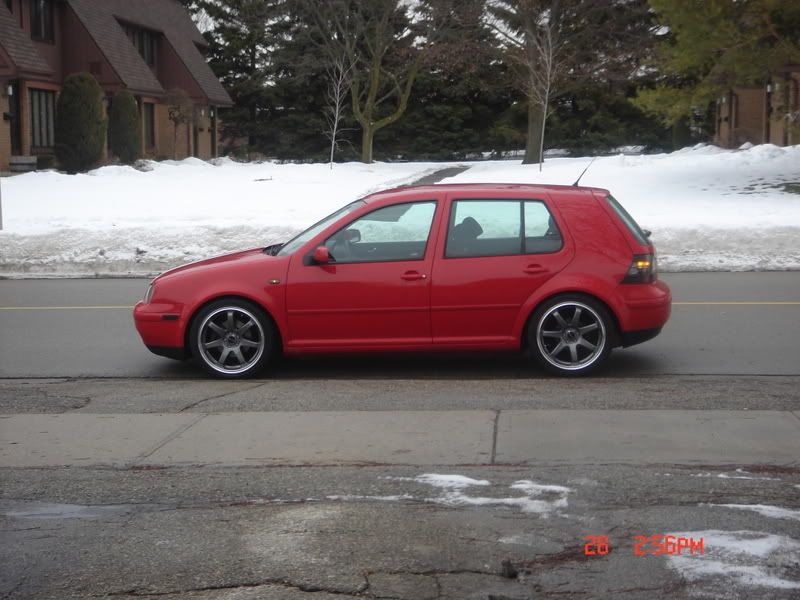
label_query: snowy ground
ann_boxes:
[0,144,798,277]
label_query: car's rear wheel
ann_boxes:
[190,299,274,378]
[528,295,613,376]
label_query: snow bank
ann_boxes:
[441,144,800,272]
[0,159,451,276]
[1,144,798,276]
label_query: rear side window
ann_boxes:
[446,199,562,258]
[605,195,649,245]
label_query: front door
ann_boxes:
[286,200,439,349]
[431,196,574,345]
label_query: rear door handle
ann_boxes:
[524,264,548,275]
[401,271,427,281]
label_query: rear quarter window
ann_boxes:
[605,195,649,246]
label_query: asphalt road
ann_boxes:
[2,272,800,599]
[0,272,799,378]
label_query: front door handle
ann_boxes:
[524,264,548,275]
[401,271,427,281]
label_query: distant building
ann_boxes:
[715,65,800,148]
[0,0,232,171]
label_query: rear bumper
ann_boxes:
[619,327,662,348]
[146,345,188,360]
[617,279,671,341]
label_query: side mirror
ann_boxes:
[312,246,331,264]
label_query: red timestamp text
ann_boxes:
[583,535,704,556]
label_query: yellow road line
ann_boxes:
[0,305,135,310]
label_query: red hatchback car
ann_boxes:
[134,184,671,377]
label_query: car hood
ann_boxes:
[155,248,270,281]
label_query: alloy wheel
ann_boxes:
[536,301,607,371]
[197,306,266,375]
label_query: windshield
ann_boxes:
[276,200,366,256]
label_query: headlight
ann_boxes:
[143,282,155,304]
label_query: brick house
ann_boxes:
[715,65,800,148]
[0,0,232,171]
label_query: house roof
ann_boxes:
[0,2,53,75]
[67,0,232,106]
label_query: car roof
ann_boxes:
[362,183,611,203]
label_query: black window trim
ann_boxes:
[305,199,439,266]
[444,197,564,260]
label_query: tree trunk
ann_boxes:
[361,124,374,164]
[523,100,544,165]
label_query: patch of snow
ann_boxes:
[326,494,414,502]
[739,142,754,150]
[412,474,491,489]
[711,504,800,522]
[666,530,800,591]
[689,470,781,481]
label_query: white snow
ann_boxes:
[0,159,452,276]
[711,504,800,522]
[689,469,782,481]
[666,530,800,591]
[442,143,800,272]
[410,474,491,489]
[1,143,799,276]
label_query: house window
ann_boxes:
[125,25,157,67]
[30,0,54,42]
[6,0,13,13]
[29,88,56,151]
[143,103,156,148]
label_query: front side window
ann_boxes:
[29,88,55,151]
[324,201,436,264]
[446,199,562,258]
[30,0,54,42]
[277,201,365,257]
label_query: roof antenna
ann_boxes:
[572,158,596,186]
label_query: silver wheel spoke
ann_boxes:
[571,307,582,326]
[237,320,254,335]
[578,338,596,351]
[541,330,561,338]
[219,348,231,365]
[225,311,235,331]
[549,340,566,357]
[553,310,568,328]
[569,343,578,362]
[579,323,598,334]
[204,339,223,349]
[240,339,260,348]
[208,322,225,336]
[231,348,245,365]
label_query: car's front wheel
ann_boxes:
[190,299,275,378]
[528,295,614,376]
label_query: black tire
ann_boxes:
[527,294,615,376]
[189,298,276,379]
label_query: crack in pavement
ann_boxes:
[178,382,268,412]
[104,576,369,598]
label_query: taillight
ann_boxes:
[622,253,656,284]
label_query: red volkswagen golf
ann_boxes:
[134,184,671,378]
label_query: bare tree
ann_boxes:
[487,0,566,167]
[323,53,355,168]
[303,0,451,163]
[164,88,194,160]
[487,0,654,166]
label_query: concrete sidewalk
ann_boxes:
[2,410,799,468]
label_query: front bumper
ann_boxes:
[133,301,187,358]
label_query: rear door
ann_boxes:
[430,193,574,345]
